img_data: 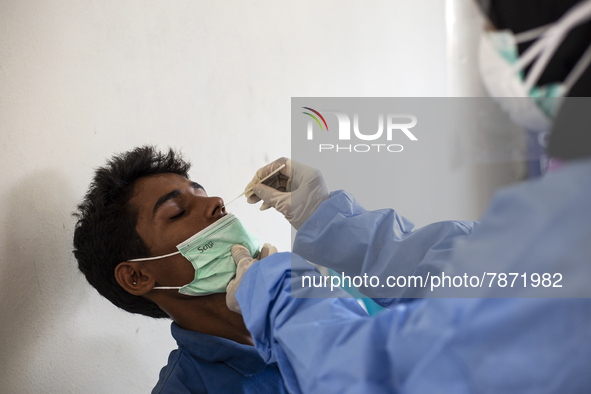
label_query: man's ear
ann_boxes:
[115,262,155,296]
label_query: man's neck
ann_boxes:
[155,293,254,346]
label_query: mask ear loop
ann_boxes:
[128,250,181,262]
[498,23,562,96]
[512,32,555,80]
[152,286,183,290]
[506,24,556,92]
[523,32,567,92]
[128,251,185,290]
[519,0,591,92]
[562,41,591,94]
[514,23,553,44]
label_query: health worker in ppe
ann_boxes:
[225,1,591,393]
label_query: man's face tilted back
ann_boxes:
[72,147,286,392]
[129,173,227,292]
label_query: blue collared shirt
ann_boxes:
[152,323,288,394]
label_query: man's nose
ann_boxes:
[203,196,226,219]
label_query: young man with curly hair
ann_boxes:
[73,146,287,394]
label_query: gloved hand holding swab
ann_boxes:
[223,164,286,208]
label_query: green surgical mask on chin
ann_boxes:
[129,213,259,296]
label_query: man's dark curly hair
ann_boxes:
[73,146,192,318]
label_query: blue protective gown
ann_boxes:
[235,158,591,393]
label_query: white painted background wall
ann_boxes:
[1,1,521,393]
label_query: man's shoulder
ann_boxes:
[152,324,288,394]
[152,347,207,394]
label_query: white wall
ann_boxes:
[1,1,521,393]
